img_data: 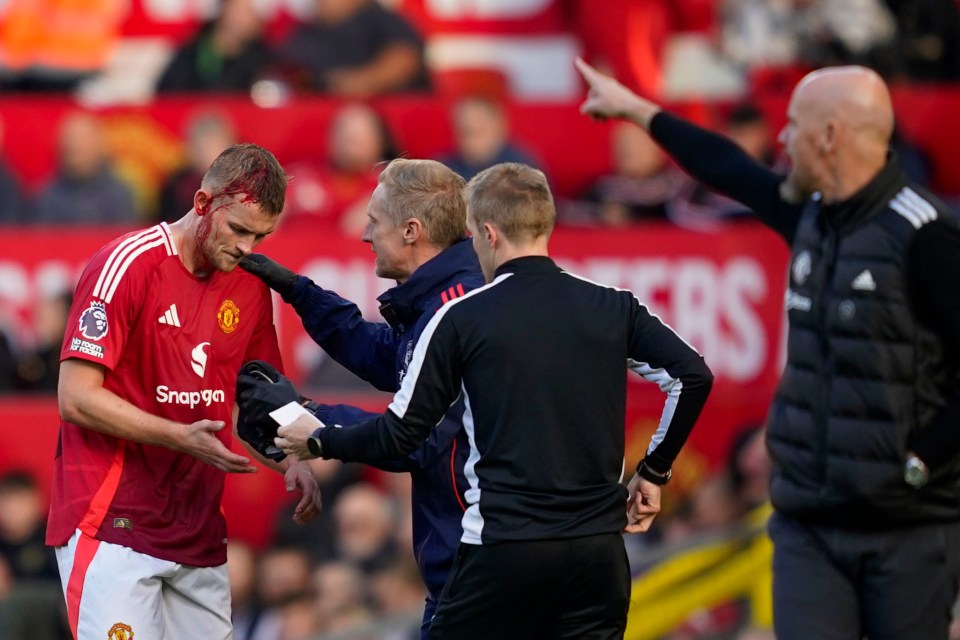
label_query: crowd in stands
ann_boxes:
[1,1,960,638]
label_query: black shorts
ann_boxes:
[429,532,630,640]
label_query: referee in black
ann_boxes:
[275,162,714,639]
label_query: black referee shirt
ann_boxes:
[318,256,713,544]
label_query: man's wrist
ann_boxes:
[307,428,324,458]
[636,459,672,485]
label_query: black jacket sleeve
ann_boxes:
[627,296,714,473]
[649,112,804,243]
[906,219,960,469]
[318,310,463,462]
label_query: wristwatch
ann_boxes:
[306,434,323,458]
[637,459,672,485]
[904,453,929,489]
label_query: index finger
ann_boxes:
[575,56,601,84]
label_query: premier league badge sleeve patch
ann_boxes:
[78,300,109,341]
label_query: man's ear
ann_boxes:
[820,120,838,154]
[403,218,423,245]
[484,222,498,248]
[194,189,212,216]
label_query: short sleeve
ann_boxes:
[60,245,147,371]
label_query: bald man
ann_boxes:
[578,60,960,640]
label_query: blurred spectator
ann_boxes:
[0,118,28,223]
[368,557,426,640]
[283,103,398,235]
[720,0,898,75]
[0,580,69,640]
[724,104,775,166]
[272,459,365,566]
[333,483,399,575]
[0,471,58,583]
[0,329,16,392]
[313,561,375,636]
[668,104,772,229]
[563,122,681,226]
[437,96,539,181]
[257,546,313,611]
[156,111,237,223]
[728,424,771,511]
[34,112,136,225]
[13,291,71,393]
[0,0,123,92]
[278,592,321,640]
[891,121,933,188]
[274,0,430,97]
[155,0,270,94]
[884,0,960,81]
[228,541,283,640]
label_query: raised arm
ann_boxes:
[576,57,803,243]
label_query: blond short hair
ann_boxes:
[465,163,555,242]
[378,159,467,248]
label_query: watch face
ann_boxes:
[307,437,322,457]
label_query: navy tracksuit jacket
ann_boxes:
[279,238,483,630]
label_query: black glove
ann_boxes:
[239,253,299,298]
[235,360,306,461]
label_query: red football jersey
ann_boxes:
[47,223,282,567]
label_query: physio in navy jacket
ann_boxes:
[241,158,483,636]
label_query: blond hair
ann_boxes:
[466,163,555,242]
[378,159,467,248]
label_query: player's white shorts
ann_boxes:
[55,529,232,640]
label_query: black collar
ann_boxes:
[819,153,907,233]
[494,255,560,278]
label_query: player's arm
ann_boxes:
[235,302,323,523]
[229,409,321,524]
[58,358,256,473]
[241,254,400,391]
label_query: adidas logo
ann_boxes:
[158,304,182,327]
[851,270,876,292]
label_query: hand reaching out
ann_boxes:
[180,420,257,474]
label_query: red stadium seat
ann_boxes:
[432,67,510,100]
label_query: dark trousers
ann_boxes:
[769,511,960,640]
[428,533,630,640]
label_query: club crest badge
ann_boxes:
[217,299,240,334]
[792,251,812,286]
[108,622,134,639]
[78,301,109,341]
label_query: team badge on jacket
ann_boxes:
[217,299,240,334]
[108,622,134,639]
[78,301,109,341]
